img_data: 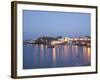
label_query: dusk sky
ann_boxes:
[23,10,91,40]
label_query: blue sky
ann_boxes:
[23,10,91,40]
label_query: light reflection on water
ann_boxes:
[23,44,91,69]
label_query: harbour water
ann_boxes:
[23,44,91,69]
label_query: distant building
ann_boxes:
[50,37,69,45]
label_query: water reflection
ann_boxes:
[83,46,91,65]
[40,45,44,64]
[52,48,56,65]
[23,44,91,69]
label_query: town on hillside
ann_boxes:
[24,36,91,48]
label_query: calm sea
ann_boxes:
[23,44,91,69]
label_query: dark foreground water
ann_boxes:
[23,44,91,69]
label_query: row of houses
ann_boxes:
[24,36,91,46]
